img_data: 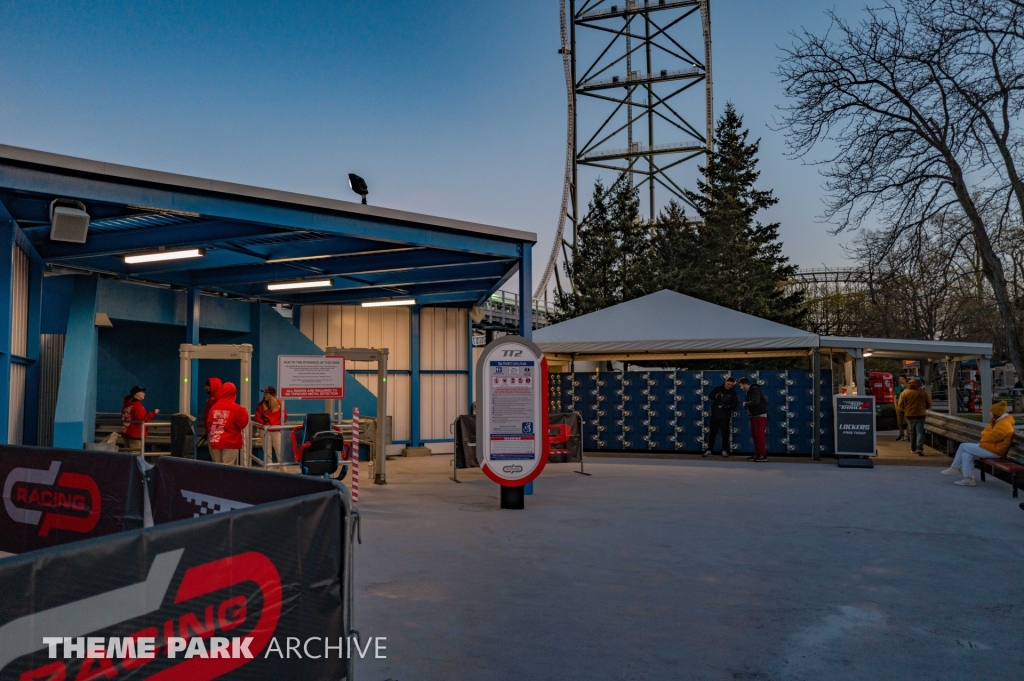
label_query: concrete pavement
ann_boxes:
[352,455,1024,680]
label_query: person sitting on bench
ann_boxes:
[942,401,1015,487]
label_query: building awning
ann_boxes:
[819,336,992,360]
[0,144,535,308]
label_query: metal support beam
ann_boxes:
[410,307,421,447]
[947,359,959,416]
[467,309,474,414]
[518,244,533,340]
[22,242,44,445]
[812,350,821,460]
[0,206,13,442]
[186,287,201,418]
[53,276,100,449]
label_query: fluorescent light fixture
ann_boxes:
[267,279,334,291]
[361,299,416,308]
[863,351,873,357]
[124,248,205,264]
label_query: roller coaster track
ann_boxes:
[536,0,714,300]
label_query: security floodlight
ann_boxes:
[49,199,90,243]
[348,174,369,204]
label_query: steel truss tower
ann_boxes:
[537,0,713,299]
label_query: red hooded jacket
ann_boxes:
[207,382,250,450]
[121,398,156,439]
[203,377,223,435]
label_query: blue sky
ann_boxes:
[0,1,866,292]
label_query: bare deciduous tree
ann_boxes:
[777,0,1024,375]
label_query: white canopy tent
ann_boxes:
[535,290,995,458]
[535,290,819,360]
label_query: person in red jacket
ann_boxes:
[120,386,159,453]
[207,382,250,465]
[202,377,222,438]
[254,385,287,464]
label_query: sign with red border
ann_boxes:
[476,336,549,486]
[278,356,346,399]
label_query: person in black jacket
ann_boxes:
[738,377,769,462]
[704,376,739,457]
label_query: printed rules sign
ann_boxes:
[278,356,346,399]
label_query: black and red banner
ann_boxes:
[150,456,340,523]
[454,412,582,467]
[0,445,145,554]
[547,412,583,464]
[0,448,353,680]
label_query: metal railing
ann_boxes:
[476,291,557,331]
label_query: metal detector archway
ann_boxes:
[326,346,389,484]
[179,343,254,466]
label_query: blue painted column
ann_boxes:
[248,302,262,409]
[518,243,533,340]
[186,286,201,415]
[466,309,474,414]
[292,304,301,330]
[410,306,421,447]
[53,276,100,449]
[22,244,44,445]
[0,204,14,442]
[519,242,535,495]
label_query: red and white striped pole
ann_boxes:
[351,407,359,503]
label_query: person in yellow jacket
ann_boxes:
[941,401,1016,486]
[897,378,932,455]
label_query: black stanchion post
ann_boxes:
[500,485,524,509]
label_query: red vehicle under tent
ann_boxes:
[869,371,895,405]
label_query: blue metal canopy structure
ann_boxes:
[0,144,535,308]
[0,144,537,448]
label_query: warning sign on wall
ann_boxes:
[278,355,346,399]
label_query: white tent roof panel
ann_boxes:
[534,290,819,354]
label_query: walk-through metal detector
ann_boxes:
[326,346,389,484]
[179,343,254,466]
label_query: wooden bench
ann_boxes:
[976,457,1024,498]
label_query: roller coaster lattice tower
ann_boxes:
[538,0,714,299]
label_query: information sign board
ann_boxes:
[278,355,346,399]
[834,395,876,456]
[476,336,548,486]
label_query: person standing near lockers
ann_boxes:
[894,374,909,441]
[254,385,287,464]
[120,386,159,453]
[207,382,249,465]
[704,376,739,457]
[738,377,768,462]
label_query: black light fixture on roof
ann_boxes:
[348,174,369,205]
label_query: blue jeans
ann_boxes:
[908,418,925,452]
[952,442,1000,478]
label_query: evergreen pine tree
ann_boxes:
[554,174,646,320]
[678,103,805,326]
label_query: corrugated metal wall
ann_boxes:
[301,305,412,442]
[419,308,468,446]
[8,245,29,444]
[37,334,65,447]
[299,305,470,450]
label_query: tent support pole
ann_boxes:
[812,350,821,460]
